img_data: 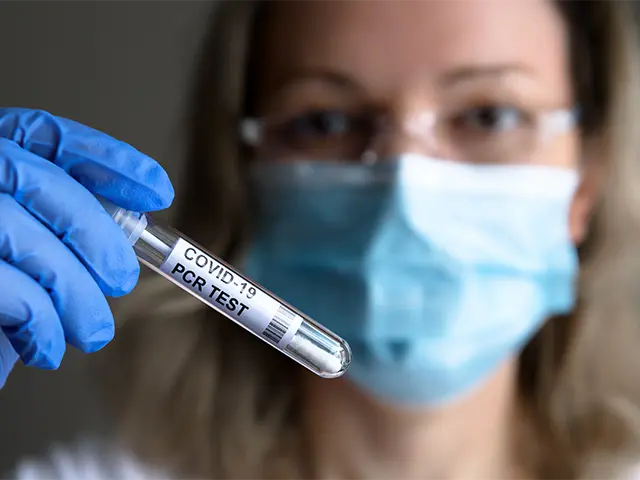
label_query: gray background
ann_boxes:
[0,1,214,471]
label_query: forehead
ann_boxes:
[259,0,570,98]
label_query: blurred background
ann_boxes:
[0,1,214,471]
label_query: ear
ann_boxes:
[569,142,605,245]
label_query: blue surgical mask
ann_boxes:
[244,154,579,407]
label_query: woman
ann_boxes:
[4,0,640,478]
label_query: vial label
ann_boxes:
[159,238,302,348]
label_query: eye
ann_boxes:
[280,109,355,141]
[271,109,375,159]
[451,105,530,133]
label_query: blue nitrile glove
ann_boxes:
[0,108,174,389]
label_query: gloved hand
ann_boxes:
[0,108,174,389]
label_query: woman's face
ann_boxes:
[246,0,588,408]
[255,0,589,240]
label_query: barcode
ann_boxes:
[263,305,295,344]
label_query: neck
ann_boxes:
[301,359,527,480]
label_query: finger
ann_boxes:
[0,194,115,353]
[0,107,174,212]
[0,143,139,296]
[0,332,19,388]
[0,259,65,369]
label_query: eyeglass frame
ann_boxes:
[239,106,579,164]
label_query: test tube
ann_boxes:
[100,200,351,379]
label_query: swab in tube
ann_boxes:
[100,200,351,378]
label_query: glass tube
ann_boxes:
[101,200,352,378]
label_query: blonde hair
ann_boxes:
[104,1,640,478]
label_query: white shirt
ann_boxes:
[12,440,171,480]
[12,440,640,480]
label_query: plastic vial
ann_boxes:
[100,200,351,378]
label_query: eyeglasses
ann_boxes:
[240,105,577,165]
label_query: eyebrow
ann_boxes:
[438,64,533,87]
[269,64,532,99]
[270,69,363,96]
